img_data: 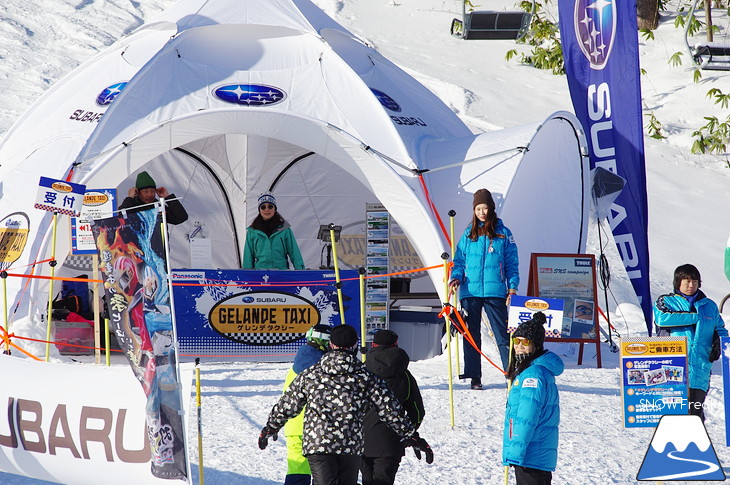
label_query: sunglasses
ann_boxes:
[513,337,532,346]
[259,204,275,210]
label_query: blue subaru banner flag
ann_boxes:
[558,0,652,331]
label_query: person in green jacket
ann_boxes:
[243,192,305,270]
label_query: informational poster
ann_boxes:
[71,188,117,254]
[527,253,602,367]
[365,203,389,340]
[621,336,688,428]
[507,295,564,336]
[172,268,360,361]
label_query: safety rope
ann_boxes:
[439,303,506,375]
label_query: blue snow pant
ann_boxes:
[461,297,510,377]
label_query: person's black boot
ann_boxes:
[471,378,483,390]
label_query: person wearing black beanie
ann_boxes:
[449,187,519,389]
[260,325,434,484]
[503,312,564,485]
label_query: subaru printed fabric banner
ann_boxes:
[558,0,651,330]
[91,207,187,481]
[172,268,360,361]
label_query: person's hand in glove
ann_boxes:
[406,434,434,464]
[258,425,278,450]
[709,331,721,362]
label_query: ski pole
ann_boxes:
[196,357,205,485]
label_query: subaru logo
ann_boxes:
[213,84,286,106]
[242,296,255,303]
[370,88,401,112]
[96,82,128,106]
[574,0,616,70]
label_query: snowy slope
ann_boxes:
[1,0,730,484]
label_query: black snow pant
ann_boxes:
[360,455,402,485]
[306,454,361,485]
[513,465,552,485]
[689,388,708,422]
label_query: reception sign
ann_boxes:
[172,269,360,361]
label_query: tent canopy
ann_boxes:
[0,0,589,322]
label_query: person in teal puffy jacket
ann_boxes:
[243,192,305,270]
[449,188,519,389]
[654,264,727,421]
[503,312,563,485]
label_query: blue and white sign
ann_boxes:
[172,269,360,362]
[34,177,86,217]
[508,295,564,337]
[71,188,117,254]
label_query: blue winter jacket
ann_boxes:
[503,351,564,472]
[451,219,519,298]
[654,290,727,391]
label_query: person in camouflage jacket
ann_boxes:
[259,325,433,485]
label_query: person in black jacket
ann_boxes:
[119,171,188,225]
[361,329,425,485]
[259,325,433,485]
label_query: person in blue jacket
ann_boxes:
[243,192,305,270]
[654,264,728,421]
[449,188,519,389]
[503,312,563,485]
[282,325,332,485]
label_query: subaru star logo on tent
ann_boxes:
[370,88,401,112]
[96,82,127,106]
[213,84,286,106]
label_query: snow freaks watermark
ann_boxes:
[637,415,725,481]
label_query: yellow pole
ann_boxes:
[45,212,59,362]
[2,271,9,354]
[442,253,455,428]
[93,255,101,364]
[359,267,367,362]
[105,317,111,367]
[329,224,346,326]
[448,210,461,374]
[195,358,205,485]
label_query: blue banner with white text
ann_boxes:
[558,0,651,331]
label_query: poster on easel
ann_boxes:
[527,253,602,367]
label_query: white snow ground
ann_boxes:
[1,0,730,484]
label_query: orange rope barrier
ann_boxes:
[439,303,506,375]
[0,328,43,361]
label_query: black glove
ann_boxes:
[406,434,433,464]
[709,331,721,362]
[258,425,278,450]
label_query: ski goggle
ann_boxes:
[513,337,533,346]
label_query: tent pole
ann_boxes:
[442,253,456,428]
[329,224,346,326]
[45,212,59,362]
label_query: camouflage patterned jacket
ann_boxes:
[266,349,416,456]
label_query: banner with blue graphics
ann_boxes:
[558,0,651,330]
[171,269,360,361]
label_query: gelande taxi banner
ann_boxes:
[91,207,188,481]
[172,269,360,361]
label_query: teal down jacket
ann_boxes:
[503,351,564,472]
[242,220,305,270]
[451,219,519,298]
[654,290,727,391]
